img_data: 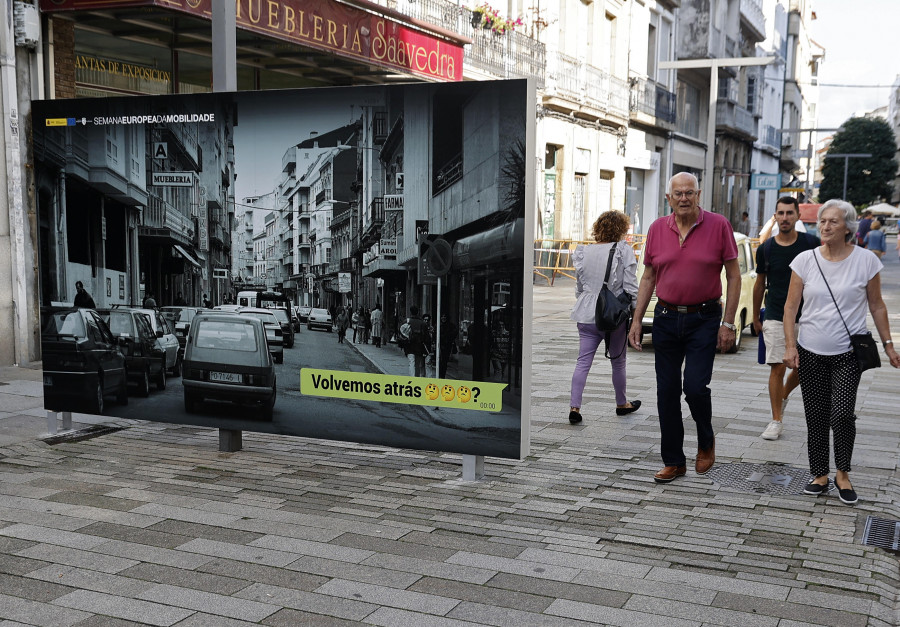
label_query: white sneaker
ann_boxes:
[761,420,784,440]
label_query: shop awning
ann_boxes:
[173,244,201,268]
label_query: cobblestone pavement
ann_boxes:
[1,251,899,626]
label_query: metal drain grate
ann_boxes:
[706,462,813,496]
[862,516,900,552]
[42,425,124,445]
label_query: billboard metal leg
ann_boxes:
[219,429,242,452]
[462,454,484,481]
[46,411,74,435]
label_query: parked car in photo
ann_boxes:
[635,232,757,352]
[307,308,332,332]
[297,305,312,322]
[41,306,129,415]
[129,307,181,376]
[268,307,295,348]
[98,308,167,395]
[160,306,205,363]
[236,307,285,363]
[182,312,276,420]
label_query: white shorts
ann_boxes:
[762,319,796,365]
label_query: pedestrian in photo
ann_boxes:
[864,220,886,258]
[400,305,430,377]
[351,308,360,343]
[336,307,349,344]
[489,318,510,379]
[73,281,96,309]
[568,210,641,425]
[142,292,157,308]
[174,292,186,306]
[371,305,384,348]
[360,308,371,344]
[438,313,458,379]
[752,197,819,440]
[202,293,212,308]
[628,172,741,484]
[783,199,900,505]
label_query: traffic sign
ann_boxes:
[417,234,452,285]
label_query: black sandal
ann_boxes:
[568,409,582,424]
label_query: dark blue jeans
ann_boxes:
[652,303,720,466]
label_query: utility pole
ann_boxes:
[660,57,777,198]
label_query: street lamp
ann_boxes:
[823,153,873,201]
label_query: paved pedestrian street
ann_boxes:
[2,258,900,626]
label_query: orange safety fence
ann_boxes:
[534,234,646,286]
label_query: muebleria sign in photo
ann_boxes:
[32,80,534,459]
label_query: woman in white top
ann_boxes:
[568,211,640,424]
[783,199,900,504]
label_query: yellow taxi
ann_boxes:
[635,232,757,352]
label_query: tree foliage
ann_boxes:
[818,117,898,206]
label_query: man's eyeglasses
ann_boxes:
[670,190,697,199]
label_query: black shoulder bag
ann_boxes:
[594,242,633,359]
[812,251,881,372]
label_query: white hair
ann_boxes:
[667,172,700,195]
[818,199,858,243]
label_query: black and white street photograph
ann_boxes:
[32,80,534,459]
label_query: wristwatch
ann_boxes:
[720,321,737,331]
[883,339,894,349]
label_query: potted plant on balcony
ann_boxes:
[470,3,523,34]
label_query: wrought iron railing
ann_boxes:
[629,76,677,125]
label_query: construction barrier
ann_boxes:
[534,234,646,286]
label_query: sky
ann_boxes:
[811,0,900,129]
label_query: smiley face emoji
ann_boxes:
[457,386,471,403]
[424,383,439,400]
[441,385,456,401]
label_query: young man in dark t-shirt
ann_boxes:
[752,197,819,440]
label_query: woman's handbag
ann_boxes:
[813,251,881,372]
[595,243,633,332]
[594,242,633,360]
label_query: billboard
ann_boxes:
[33,80,534,459]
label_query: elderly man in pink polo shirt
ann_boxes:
[628,172,741,483]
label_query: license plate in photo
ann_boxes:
[209,371,241,384]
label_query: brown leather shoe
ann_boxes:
[696,441,716,475]
[654,465,687,483]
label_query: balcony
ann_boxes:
[141,196,193,245]
[629,76,677,130]
[758,124,782,154]
[373,111,388,145]
[340,258,354,273]
[434,156,463,194]
[716,100,758,140]
[741,0,766,41]
[332,206,352,226]
[315,188,328,205]
[360,197,385,248]
[297,232,311,248]
[282,253,293,265]
[546,53,629,124]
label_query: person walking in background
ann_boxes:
[864,220,886,258]
[73,281,96,309]
[856,210,873,247]
[174,292,186,306]
[336,307,349,344]
[370,305,384,348]
[737,211,751,236]
[142,292,157,308]
[752,197,819,441]
[783,199,900,505]
[628,172,741,484]
[568,210,640,425]
[202,293,212,308]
